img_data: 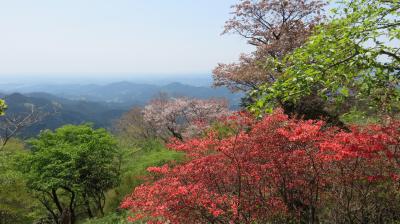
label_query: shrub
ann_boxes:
[121,110,400,223]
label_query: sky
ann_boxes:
[0,0,253,81]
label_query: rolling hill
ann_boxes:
[0,81,242,108]
[0,82,241,137]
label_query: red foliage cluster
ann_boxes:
[121,110,400,223]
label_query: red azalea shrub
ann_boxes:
[121,110,400,223]
[318,120,400,222]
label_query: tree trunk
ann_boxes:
[83,193,94,218]
[60,209,71,224]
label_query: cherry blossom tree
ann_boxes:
[213,0,325,93]
[143,97,229,141]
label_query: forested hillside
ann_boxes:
[0,82,241,138]
[0,93,125,137]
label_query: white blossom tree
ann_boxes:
[143,97,229,140]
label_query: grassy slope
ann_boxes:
[82,139,183,224]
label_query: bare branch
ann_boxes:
[0,104,51,150]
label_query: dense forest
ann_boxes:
[0,0,399,223]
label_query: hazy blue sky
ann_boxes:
[0,0,253,79]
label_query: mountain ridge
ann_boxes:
[0,82,241,137]
[0,81,242,107]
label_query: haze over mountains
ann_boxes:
[0,73,215,86]
[0,80,241,137]
[0,81,241,107]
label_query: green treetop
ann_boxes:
[23,124,120,224]
[252,0,399,116]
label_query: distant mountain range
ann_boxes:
[0,82,242,137]
[0,92,126,137]
[0,81,242,108]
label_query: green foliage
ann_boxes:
[81,212,128,224]
[206,121,239,140]
[0,139,45,223]
[252,0,400,116]
[104,139,183,213]
[0,99,6,116]
[340,108,381,125]
[22,124,121,223]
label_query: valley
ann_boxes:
[0,81,241,137]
